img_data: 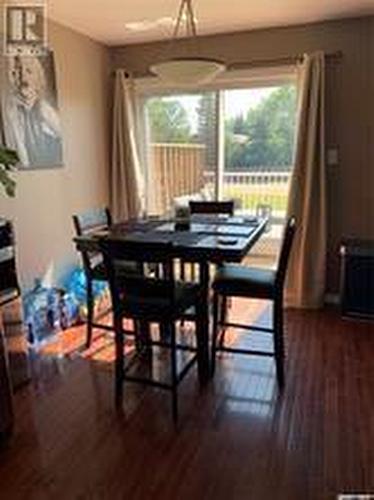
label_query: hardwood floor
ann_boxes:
[0,304,373,499]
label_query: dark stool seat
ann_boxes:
[211,217,296,388]
[73,208,113,348]
[213,265,276,299]
[118,281,200,321]
[91,260,138,282]
[180,200,235,324]
[181,200,235,282]
[99,238,204,422]
[189,200,234,216]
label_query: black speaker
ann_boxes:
[340,239,374,320]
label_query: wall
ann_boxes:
[0,21,111,289]
[112,16,374,293]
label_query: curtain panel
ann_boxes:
[286,52,327,309]
[111,70,145,221]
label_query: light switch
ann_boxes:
[327,148,339,166]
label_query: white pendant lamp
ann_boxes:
[150,0,226,85]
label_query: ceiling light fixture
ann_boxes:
[124,17,174,32]
[150,0,226,86]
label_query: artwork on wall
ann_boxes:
[1,51,63,169]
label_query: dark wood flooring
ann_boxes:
[0,305,373,499]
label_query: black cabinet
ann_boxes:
[0,219,19,298]
[0,219,30,389]
[340,239,374,320]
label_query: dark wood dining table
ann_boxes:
[74,214,267,383]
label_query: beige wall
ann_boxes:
[0,22,110,289]
[112,16,374,293]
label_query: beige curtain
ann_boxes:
[286,52,327,309]
[111,70,145,221]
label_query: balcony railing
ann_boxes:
[150,143,205,215]
[203,170,291,222]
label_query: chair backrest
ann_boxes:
[73,208,112,273]
[100,238,176,313]
[189,200,234,216]
[73,207,112,237]
[275,217,296,291]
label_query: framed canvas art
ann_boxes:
[1,52,63,169]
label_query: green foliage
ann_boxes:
[225,85,297,170]
[0,147,19,197]
[147,98,192,143]
[147,86,297,171]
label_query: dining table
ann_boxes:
[74,213,268,383]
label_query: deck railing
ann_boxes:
[203,170,292,222]
[150,143,205,214]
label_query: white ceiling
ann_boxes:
[48,0,374,46]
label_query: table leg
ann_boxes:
[135,320,151,354]
[196,261,210,384]
[135,261,152,353]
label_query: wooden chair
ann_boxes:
[189,200,234,217]
[73,208,114,348]
[190,199,235,311]
[181,200,235,283]
[211,217,296,387]
[100,238,203,421]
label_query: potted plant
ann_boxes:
[0,147,19,197]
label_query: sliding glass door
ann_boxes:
[145,92,218,216]
[143,80,297,266]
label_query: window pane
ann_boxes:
[145,92,217,216]
[223,84,297,267]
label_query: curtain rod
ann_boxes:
[113,50,343,77]
[227,50,343,71]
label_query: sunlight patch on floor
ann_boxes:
[37,299,271,369]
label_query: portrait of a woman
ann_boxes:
[2,53,63,169]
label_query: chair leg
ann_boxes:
[134,320,142,352]
[180,261,186,327]
[211,292,219,376]
[218,296,228,348]
[190,263,196,282]
[160,323,171,343]
[114,314,124,407]
[273,297,285,388]
[86,278,94,349]
[169,322,178,422]
[138,320,152,354]
[154,263,160,279]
